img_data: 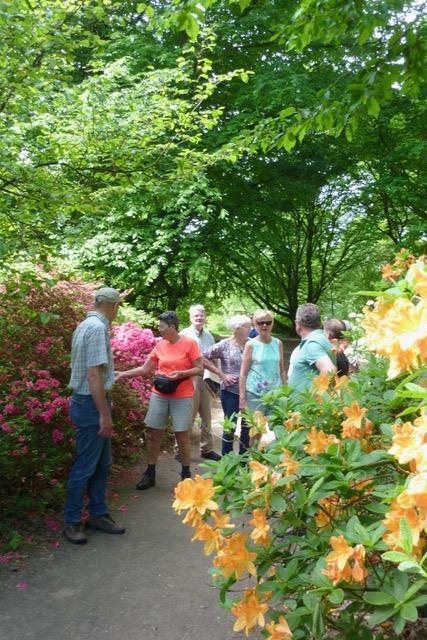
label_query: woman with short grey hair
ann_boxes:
[202,314,252,455]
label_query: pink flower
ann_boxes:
[1,423,13,433]
[52,429,64,443]
[46,518,60,531]
[52,541,60,549]
[118,505,129,513]
[16,582,28,590]
[4,403,16,415]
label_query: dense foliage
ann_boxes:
[0,1,425,323]
[174,253,427,639]
[0,269,155,526]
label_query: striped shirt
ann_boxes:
[69,311,114,394]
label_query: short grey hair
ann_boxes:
[189,304,206,315]
[295,303,321,329]
[228,314,252,331]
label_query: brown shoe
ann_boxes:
[86,514,125,534]
[63,523,87,545]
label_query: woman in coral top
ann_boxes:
[116,311,203,490]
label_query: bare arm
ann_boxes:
[169,357,203,380]
[278,340,287,384]
[239,343,253,409]
[315,355,336,374]
[87,366,113,438]
[115,357,157,381]
[203,357,236,386]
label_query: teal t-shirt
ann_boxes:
[246,337,282,397]
[288,329,334,394]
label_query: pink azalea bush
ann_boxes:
[0,269,155,532]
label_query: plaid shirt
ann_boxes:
[69,311,114,394]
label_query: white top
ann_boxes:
[180,325,221,383]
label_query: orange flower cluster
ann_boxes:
[249,460,270,486]
[173,474,218,515]
[315,495,341,529]
[304,427,339,456]
[250,508,270,545]
[341,401,373,439]
[362,259,427,378]
[214,532,257,579]
[231,588,269,636]
[249,410,269,437]
[322,535,368,585]
[192,522,223,556]
[283,411,301,432]
[381,248,416,282]
[388,412,427,471]
[280,448,300,478]
[265,615,293,640]
[312,371,330,397]
[385,411,427,554]
[383,499,425,555]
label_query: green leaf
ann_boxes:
[400,516,413,554]
[382,551,411,563]
[368,607,395,626]
[328,588,344,604]
[239,0,252,10]
[402,580,426,603]
[184,13,200,40]
[270,492,287,512]
[363,592,397,606]
[280,107,297,119]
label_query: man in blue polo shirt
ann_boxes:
[288,303,336,395]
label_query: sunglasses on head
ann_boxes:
[256,320,272,326]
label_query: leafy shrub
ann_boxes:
[0,268,155,524]
[174,252,427,639]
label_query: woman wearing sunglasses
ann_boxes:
[239,309,287,416]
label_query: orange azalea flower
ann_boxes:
[173,475,218,514]
[265,615,293,640]
[280,449,300,477]
[249,460,270,486]
[191,522,223,555]
[249,410,269,437]
[323,536,368,585]
[383,500,424,550]
[304,427,338,456]
[407,261,427,301]
[312,371,330,395]
[211,510,234,530]
[182,508,203,528]
[326,535,354,571]
[334,375,349,391]
[284,411,301,431]
[214,532,257,579]
[405,473,427,513]
[315,495,341,529]
[388,421,424,466]
[250,508,270,545]
[231,588,269,636]
[351,544,369,583]
[322,560,352,585]
[342,401,368,439]
[382,263,400,281]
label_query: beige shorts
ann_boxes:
[145,393,194,432]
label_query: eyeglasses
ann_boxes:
[256,320,272,326]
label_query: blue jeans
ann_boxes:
[220,389,250,455]
[64,394,112,524]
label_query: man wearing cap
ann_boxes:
[63,287,125,544]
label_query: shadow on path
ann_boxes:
[0,441,242,640]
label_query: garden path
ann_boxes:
[0,413,243,640]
